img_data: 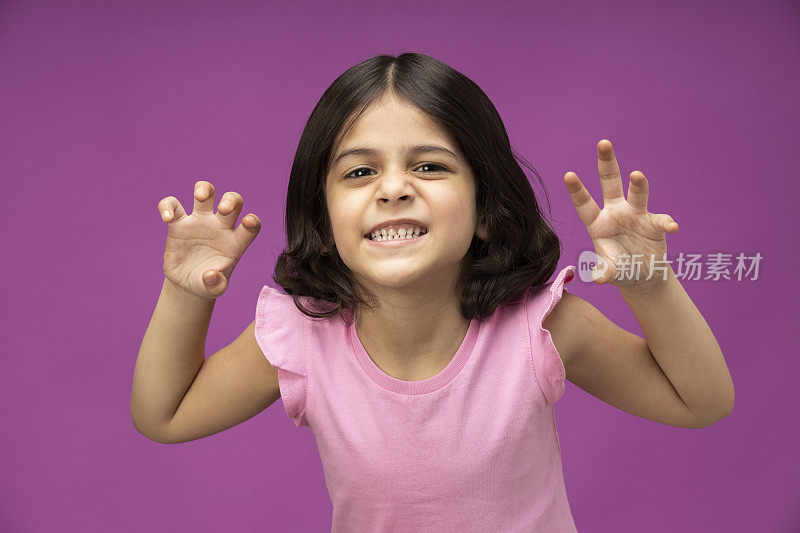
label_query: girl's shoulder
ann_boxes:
[527,265,581,368]
[254,285,311,428]
[256,285,336,323]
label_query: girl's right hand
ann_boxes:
[157,180,261,301]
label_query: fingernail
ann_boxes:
[163,210,171,219]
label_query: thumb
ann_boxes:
[591,255,613,284]
[202,269,228,297]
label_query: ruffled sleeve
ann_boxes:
[526,265,576,407]
[254,285,309,428]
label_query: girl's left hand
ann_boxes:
[564,139,678,292]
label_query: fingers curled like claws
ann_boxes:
[157,196,186,223]
[650,213,679,233]
[626,171,649,213]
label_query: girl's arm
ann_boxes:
[549,139,734,428]
[131,278,212,438]
[547,270,734,429]
[132,181,268,442]
[618,267,734,423]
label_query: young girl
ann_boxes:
[132,53,735,532]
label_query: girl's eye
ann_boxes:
[344,163,447,180]
[344,167,375,180]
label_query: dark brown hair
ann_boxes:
[273,52,563,325]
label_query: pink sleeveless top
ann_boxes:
[254,265,578,532]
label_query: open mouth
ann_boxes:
[365,228,429,242]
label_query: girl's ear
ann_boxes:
[476,220,489,241]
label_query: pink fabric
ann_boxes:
[254,265,578,532]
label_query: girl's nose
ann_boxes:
[376,172,415,203]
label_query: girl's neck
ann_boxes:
[353,291,470,381]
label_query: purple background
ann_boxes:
[2,1,797,531]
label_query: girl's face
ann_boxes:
[324,93,488,296]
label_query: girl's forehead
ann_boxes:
[342,97,453,143]
[334,128,461,162]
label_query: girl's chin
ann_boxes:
[357,267,429,286]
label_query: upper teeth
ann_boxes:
[369,225,428,240]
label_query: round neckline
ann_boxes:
[348,314,481,395]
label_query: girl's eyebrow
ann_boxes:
[331,144,460,167]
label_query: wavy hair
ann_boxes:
[273,52,563,324]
